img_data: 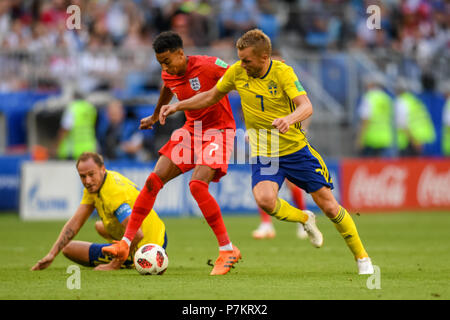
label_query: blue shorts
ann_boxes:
[88,232,168,267]
[251,145,334,193]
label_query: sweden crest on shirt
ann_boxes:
[189,77,201,91]
[268,80,278,96]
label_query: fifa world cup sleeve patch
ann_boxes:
[114,203,132,223]
[295,80,305,92]
[215,58,228,68]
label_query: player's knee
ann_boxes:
[62,242,74,258]
[318,200,339,218]
[95,221,112,239]
[255,193,277,214]
[95,221,104,234]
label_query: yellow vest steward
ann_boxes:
[80,170,166,249]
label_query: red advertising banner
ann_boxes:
[341,158,450,212]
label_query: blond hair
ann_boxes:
[76,152,104,169]
[236,29,272,57]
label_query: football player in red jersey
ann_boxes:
[103,31,241,275]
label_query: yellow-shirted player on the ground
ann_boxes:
[31,152,167,271]
[159,29,374,275]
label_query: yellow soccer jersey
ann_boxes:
[80,170,166,248]
[217,59,308,157]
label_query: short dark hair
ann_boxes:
[152,31,183,54]
[76,152,104,169]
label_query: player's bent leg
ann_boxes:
[253,181,322,246]
[62,240,94,267]
[62,240,135,270]
[88,243,134,269]
[309,186,340,219]
[190,167,231,248]
[253,181,309,224]
[311,187,373,274]
[153,155,184,185]
[103,156,182,261]
[95,221,113,241]
[122,155,180,241]
[190,165,241,275]
[252,180,279,214]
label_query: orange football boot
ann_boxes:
[210,245,242,275]
[102,240,130,262]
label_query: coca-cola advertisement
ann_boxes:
[341,158,450,212]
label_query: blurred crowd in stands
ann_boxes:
[0,0,449,160]
[0,0,448,68]
[0,0,448,92]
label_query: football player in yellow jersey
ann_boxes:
[31,152,167,271]
[249,50,311,240]
[160,29,374,275]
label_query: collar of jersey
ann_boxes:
[98,171,108,193]
[260,60,273,79]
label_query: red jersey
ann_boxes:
[161,55,235,132]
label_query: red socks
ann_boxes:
[189,180,231,247]
[258,207,272,223]
[123,173,163,242]
[290,185,305,210]
[124,174,231,248]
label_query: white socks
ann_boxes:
[219,243,233,251]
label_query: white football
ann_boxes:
[134,243,169,275]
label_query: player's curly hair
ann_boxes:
[236,29,272,57]
[153,31,183,54]
[76,152,104,168]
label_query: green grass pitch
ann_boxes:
[0,211,449,300]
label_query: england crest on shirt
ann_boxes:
[189,77,201,91]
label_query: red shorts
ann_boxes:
[159,127,236,182]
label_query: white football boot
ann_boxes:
[303,210,323,248]
[357,257,375,275]
[297,223,308,240]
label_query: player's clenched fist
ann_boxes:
[272,117,291,134]
[139,114,158,130]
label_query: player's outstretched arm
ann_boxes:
[31,204,94,271]
[159,87,226,125]
[140,85,174,130]
[272,94,313,134]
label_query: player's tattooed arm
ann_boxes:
[31,225,77,271]
[31,204,93,271]
[56,227,76,252]
[51,204,93,255]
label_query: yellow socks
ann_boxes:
[267,198,309,224]
[264,200,368,260]
[331,207,368,260]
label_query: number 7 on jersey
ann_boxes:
[256,95,264,112]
